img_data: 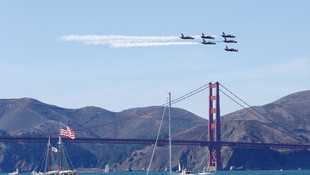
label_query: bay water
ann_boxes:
[2,171,310,175]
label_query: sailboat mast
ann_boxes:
[168,93,172,175]
[59,121,62,172]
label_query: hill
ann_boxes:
[0,98,206,172]
[115,90,310,171]
[0,90,310,172]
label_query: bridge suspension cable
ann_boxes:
[219,83,302,141]
[220,83,267,119]
[170,83,209,105]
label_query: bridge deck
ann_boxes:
[0,136,309,149]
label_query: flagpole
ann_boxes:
[59,121,61,172]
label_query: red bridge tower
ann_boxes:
[208,82,221,171]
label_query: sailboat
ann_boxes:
[32,122,78,175]
[103,164,109,173]
[176,163,181,173]
[180,168,194,175]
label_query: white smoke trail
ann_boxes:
[62,35,183,44]
[62,34,202,48]
[110,42,198,48]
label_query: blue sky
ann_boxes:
[0,0,309,114]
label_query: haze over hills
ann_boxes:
[0,90,310,172]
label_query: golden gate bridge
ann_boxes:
[0,82,309,171]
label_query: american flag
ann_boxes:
[60,123,75,139]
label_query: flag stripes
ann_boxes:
[60,123,75,139]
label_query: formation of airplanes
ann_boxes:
[180,32,238,52]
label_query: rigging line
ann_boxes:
[37,145,47,172]
[43,147,48,173]
[146,99,168,175]
[63,144,75,170]
[61,145,69,170]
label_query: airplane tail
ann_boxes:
[203,39,206,42]
[225,45,228,49]
[181,33,184,37]
[222,32,225,35]
[202,33,205,37]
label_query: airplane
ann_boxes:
[221,32,235,38]
[201,33,215,40]
[224,45,238,52]
[223,37,237,43]
[202,39,216,45]
[180,33,194,39]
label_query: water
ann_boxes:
[2,171,310,175]
[84,171,310,175]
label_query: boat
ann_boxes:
[9,169,21,175]
[32,122,78,175]
[198,167,215,175]
[176,162,181,173]
[126,167,132,172]
[31,170,44,175]
[42,170,78,175]
[180,168,194,175]
[104,164,109,173]
[177,163,195,175]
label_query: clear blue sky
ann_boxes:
[1,0,309,113]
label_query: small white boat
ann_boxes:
[31,170,44,175]
[176,162,181,173]
[104,164,109,173]
[198,167,215,175]
[180,168,194,175]
[44,170,78,175]
[9,169,21,175]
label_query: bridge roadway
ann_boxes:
[0,136,309,150]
